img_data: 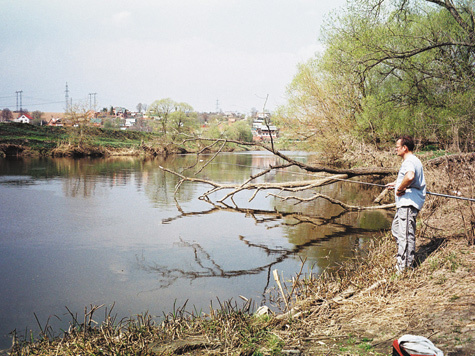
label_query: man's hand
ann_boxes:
[387,182,406,196]
[396,187,406,196]
[385,182,396,189]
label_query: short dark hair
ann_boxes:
[397,135,415,151]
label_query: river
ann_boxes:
[0,151,391,349]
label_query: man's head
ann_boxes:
[396,135,414,158]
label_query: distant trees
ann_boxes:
[147,98,176,135]
[147,98,198,138]
[228,120,253,142]
[65,101,91,127]
[277,0,475,151]
[31,110,43,121]
[1,108,13,122]
[136,103,147,113]
[169,102,198,139]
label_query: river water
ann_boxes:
[0,151,391,349]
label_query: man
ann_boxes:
[386,135,426,272]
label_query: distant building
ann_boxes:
[251,112,278,142]
[125,118,136,127]
[13,113,33,124]
[47,118,64,127]
[90,118,102,127]
[252,123,278,142]
[114,107,128,118]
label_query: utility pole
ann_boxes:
[216,99,220,113]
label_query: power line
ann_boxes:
[0,101,65,110]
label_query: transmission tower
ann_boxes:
[15,90,23,112]
[89,93,97,111]
[65,83,70,111]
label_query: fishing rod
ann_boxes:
[327,177,475,203]
[206,162,475,202]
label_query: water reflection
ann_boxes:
[144,196,391,289]
[0,153,392,350]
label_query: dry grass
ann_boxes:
[267,151,475,356]
[269,235,475,356]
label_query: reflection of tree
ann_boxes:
[136,237,289,291]
[139,202,378,292]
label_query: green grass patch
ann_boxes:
[0,123,162,155]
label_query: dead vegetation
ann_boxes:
[267,233,475,356]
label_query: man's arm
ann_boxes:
[396,171,415,196]
[385,171,415,196]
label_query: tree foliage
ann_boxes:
[228,120,253,142]
[278,0,475,151]
[146,98,197,139]
[32,110,43,121]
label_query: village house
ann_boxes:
[251,112,279,142]
[47,118,64,127]
[252,122,279,142]
[13,113,34,124]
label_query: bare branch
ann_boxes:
[180,137,396,177]
[240,163,294,187]
[426,0,475,43]
[269,192,395,211]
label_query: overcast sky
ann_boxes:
[0,0,347,114]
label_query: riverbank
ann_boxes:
[6,231,474,355]
[3,142,475,355]
[0,123,199,158]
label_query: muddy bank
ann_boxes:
[0,142,189,158]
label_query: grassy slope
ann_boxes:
[0,123,157,152]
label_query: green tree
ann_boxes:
[204,119,224,139]
[228,120,253,142]
[321,0,475,148]
[278,0,475,151]
[147,98,176,135]
[168,102,198,139]
[274,56,359,157]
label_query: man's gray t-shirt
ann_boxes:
[395,154,426,210]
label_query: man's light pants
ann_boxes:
[391,206,419,270]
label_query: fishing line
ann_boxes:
[326,176,475,202]
[206,161,475,202]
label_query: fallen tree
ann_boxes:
[160,138,397,210]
